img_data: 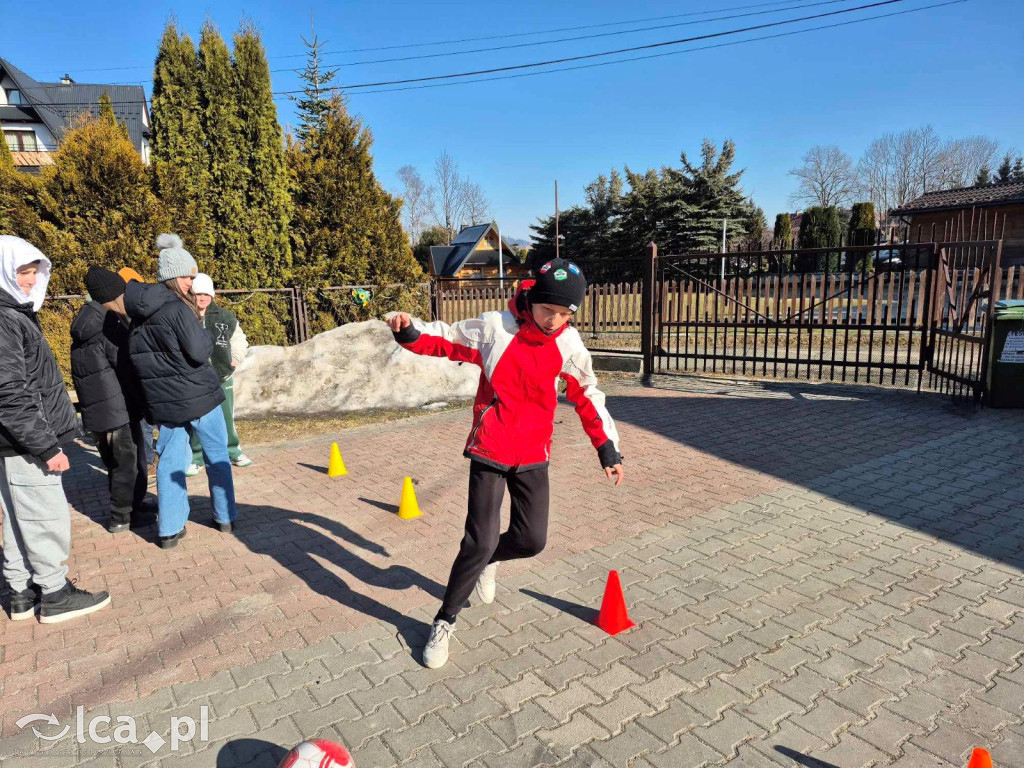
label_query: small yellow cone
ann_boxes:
[398,477,422,519]
[328,443,348,477]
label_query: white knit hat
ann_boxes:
[192,273,215,297]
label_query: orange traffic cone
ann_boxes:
[327,443,348,477]
[397,477,422,520]
[967,748,992,768]
[596,570,635,635]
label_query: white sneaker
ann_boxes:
[231,454,253,468]
[185,463,202,477]
[423,619,454,669]
[475,562,498,604]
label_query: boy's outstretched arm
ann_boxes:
[560,348,624,486]
[386,312,487,367]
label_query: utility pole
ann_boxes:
[720,217,727,281]
[497,221,505,295]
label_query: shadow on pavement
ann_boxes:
[612,378,1024,570]
[773,745,841,767]
[217,737,287,767]
[232,503,438,654]
[521,588,598,625]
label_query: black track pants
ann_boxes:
[439,461,550,618]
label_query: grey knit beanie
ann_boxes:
[155,233,198,283]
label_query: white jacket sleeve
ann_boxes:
[229,322,249,363]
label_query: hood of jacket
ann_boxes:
[69,300,110,344]
[125,280,179,322]
[0,236,51,312]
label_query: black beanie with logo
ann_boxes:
[528,258,587,312]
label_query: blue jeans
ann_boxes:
[155,407,237,537]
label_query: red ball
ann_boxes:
[278,739,355,768]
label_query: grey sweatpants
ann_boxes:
[0,453,71,595]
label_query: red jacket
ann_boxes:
[393,282,620,471]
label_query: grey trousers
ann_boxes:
[0,453,71,594]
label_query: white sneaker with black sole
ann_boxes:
[423,619,455,669]
[475,562,498,604]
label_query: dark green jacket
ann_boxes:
[201,302,239,381]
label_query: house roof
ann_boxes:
[891,182,1024,215]
[429,222,520,276]
[0,57,150,153]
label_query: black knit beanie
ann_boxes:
[529,258,587,312]
[84,265,126,304]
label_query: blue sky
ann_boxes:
[4,0,1021,241]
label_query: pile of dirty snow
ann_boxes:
[233,320,478,417]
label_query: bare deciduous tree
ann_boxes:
[396,165,431,243]
[938,136,1000,188]
[788,145,856,208]
[857,126,1002,220]
[462,181,490,225]
[432,151,467,241]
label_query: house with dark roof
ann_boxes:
[1,56,151,173]
[891,182,1024,266]
[429,222,529,279]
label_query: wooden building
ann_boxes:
[429,222,529,279]
[891,182,1024,265]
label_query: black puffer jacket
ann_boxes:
[125,282,224,426]
[70,301,143,433]
[0,290,78,460]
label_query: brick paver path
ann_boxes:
[1,376,1022,767]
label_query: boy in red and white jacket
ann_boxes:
[387,258,624,668]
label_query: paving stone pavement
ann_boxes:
[2,376,1023,767]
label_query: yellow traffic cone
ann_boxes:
[328,443,348,477]
[398,477,422,520]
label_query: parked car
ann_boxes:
[875,249,903,268]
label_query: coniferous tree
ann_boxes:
[36,113,169,293]
[975,165,992,186]
[198,21,246,284]
[0,138,44,240]
[1012,157,1024,183]
[847,202,877,272]
[98,92,117,124]
[413,224,450,272]
[774,212,792,248]
[664,139,752,253]
[150,20,212,261]
[287,96,420,293]
[797,206,842,271]
[847,202,876,245]
[736,206,768,251]
[527,206,593,272]
[995,154,1014,184]
[293,24,339,146]
[232,21,292,286]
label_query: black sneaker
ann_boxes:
[215,521,234,533]
[107,511,131,534]
[159,527,187,549]
[8,585,40,621]
[39,580,111,624]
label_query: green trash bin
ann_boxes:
[988,300,1024,408]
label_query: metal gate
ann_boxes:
[641,239,1004,402]
[924,239,1004,400]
